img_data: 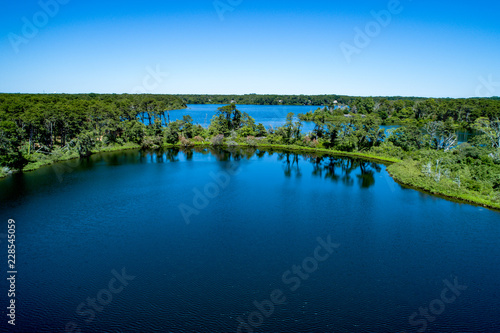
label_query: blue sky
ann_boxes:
[1,0,499,97]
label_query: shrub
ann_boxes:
[211,134,224,146]
[265,134,283,145]
[238,126,256,138]
[164,127,179,144]
[179,136,193,147]
[303,136,319,148]
[141,136,161,149]
[370,142,406,160]
[246,136,258,147]
[226,131,238,146]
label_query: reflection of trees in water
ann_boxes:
[164,148,180,162]
[185,146,259,173]
[357,161,381,188]
[181,149,193,161]
[302,153,381,189]
[98,150,141,166]
[208,147,244,162]
[278,152,301,178]
[255,150,266,159]
[139,148,181,163]
[142,147,381,189]
[312,156,339,182]
[306,156,355,186]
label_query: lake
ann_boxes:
[168,104,320,133]
[0,148,499,332]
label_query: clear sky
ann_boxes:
[1,0,499,98]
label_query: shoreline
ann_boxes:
[388,170,500,212]
[387,165,500,212]
[1,142,499,212]
[0,143,141,179]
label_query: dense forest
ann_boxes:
[1,93,499,209]
[298,97,500,127]
[0,93,186,170]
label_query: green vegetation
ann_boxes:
[387,146,500,209]
[1,94,499,210]
[382,118,500,209]
[0,93,185,173]
[297,97,500,126]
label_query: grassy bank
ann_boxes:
[387,158,500,211]
[91,142,141,153]
[244,143,401,164]
[2,142,142,176]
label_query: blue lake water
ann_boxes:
[168,104,320,133]
[0,148,499,332]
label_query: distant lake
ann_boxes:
[168,104,320,132]
[0,147,499,332]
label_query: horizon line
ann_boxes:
[1,92,498,100]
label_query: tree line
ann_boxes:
[176,94,429,106]
[0,93,185,168]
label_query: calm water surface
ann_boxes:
[0,148,499,332]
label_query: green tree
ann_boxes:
[387,124,424,151]
[0,121,26,169]
[74,130,96,157]
[164,121,181,144]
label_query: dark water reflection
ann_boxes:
[0,148,499,333]
[136,147,383,190]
